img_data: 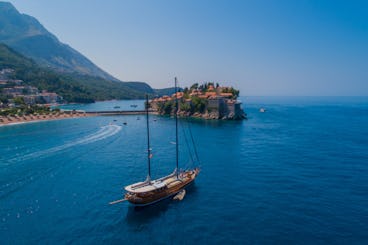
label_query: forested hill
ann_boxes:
[0,44,149,102]
[0,1,117,81]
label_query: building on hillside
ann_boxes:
[0,68,14,80]
[38,92,63,104]
[3,86,39,97]
[226,99,243,116]
[207,96,226,114]
[3,86,24,96]
[220,92,233,98]
[171,92,184,99]
[13,80,23,85]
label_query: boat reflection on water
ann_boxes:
[125,184,199,224]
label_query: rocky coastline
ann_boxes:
[174,110,246,120]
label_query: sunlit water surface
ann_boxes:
[1,97,367,244]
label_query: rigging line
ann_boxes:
[146,94,151,179]
[175,77,179,177]
[180,120,195,166]
[176,79,195,168]
[186,118,201,164]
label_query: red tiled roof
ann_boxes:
[220,93,233,97]
[205,92,217,97]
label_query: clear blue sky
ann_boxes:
[8,0,368,95]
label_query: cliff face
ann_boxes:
[180,99,246,120]
[151,97,246,120]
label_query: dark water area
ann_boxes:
[0,97,367,244]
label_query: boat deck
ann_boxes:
[125,170,196,194]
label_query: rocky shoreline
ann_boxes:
[154,109,247,120]
[176,110,247,120]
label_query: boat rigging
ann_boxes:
[110,77,200,206]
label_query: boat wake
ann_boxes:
[0,125,122,199]
[8,125,122,163]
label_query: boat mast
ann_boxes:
[146,94,151,181]
[175,77,179,178]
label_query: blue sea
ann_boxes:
[0,96,367,244]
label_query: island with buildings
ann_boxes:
[150,83,246,120]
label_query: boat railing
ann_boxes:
[130,180,151,190]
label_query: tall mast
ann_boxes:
[175,77,179,178]
[146,94,151,181]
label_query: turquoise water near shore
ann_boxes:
[1,97,367,244]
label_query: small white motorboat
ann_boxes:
[173,189,186,201]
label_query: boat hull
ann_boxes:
[125,168,199,206]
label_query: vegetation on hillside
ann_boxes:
[0,98,57,116]
[0,44,149,103]
[0,2,117,81]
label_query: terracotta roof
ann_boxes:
[205,92,217,97]
[172,92,184,97]
[220,92,233,97]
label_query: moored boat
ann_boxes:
[125,168,199,206]
[111,78,200,207]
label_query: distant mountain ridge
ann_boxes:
[0,1,176,101]
[153,87,183,97]
[0,1,118,81]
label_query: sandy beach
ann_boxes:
[0,111,97,126]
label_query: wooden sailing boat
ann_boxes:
[113,78,200,206]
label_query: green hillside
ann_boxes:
[0,1,118,81]
[0,44,148,102]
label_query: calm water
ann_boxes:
[1,97,367,244]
